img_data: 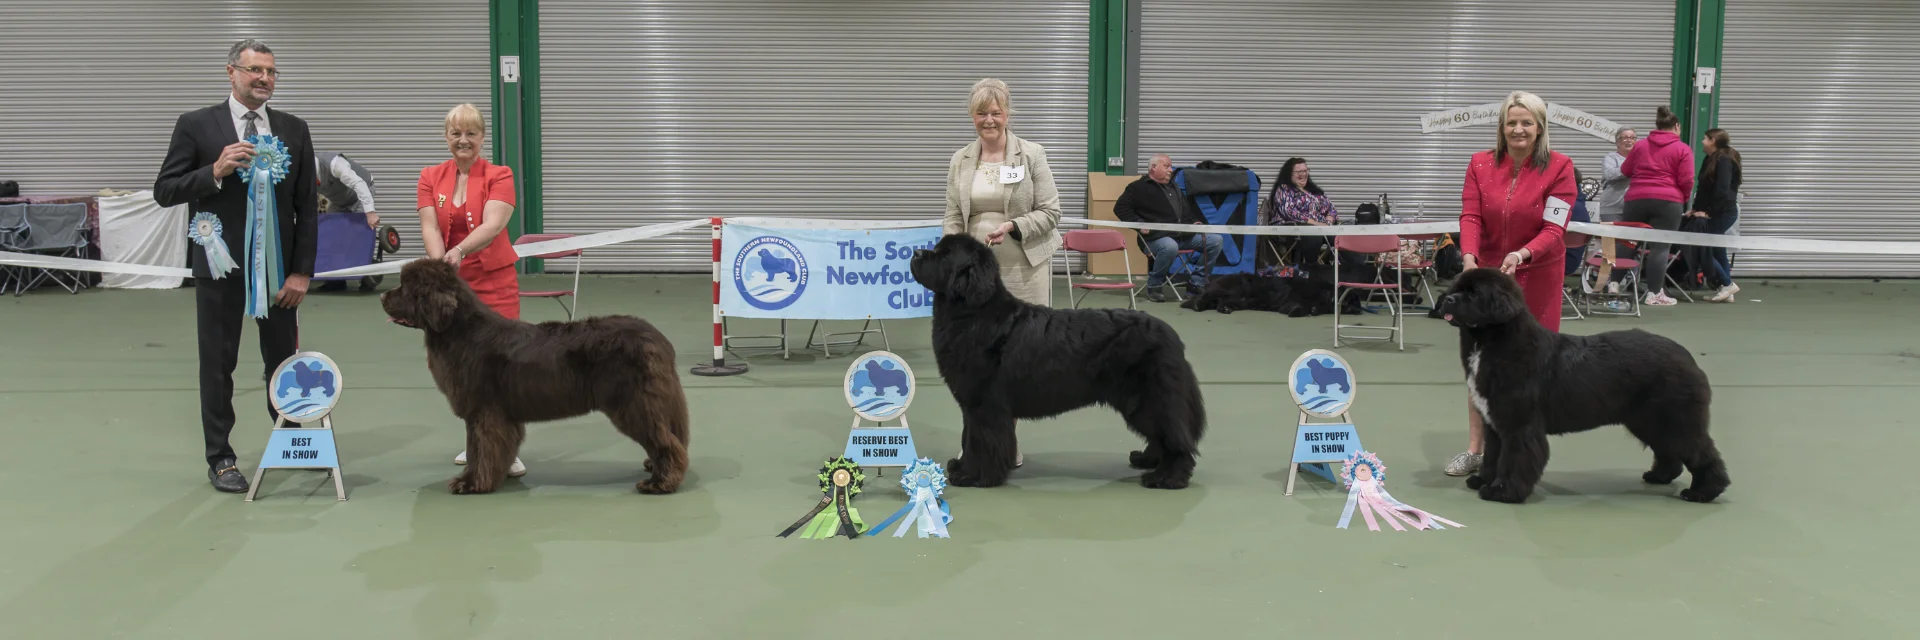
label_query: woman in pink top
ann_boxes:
[1619,105,1695,306]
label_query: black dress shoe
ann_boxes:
[209,459,249,493]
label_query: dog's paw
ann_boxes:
[1464,474,1488,490]
[1477,482,1528,504]
[1139,468,1191,490]
[945,458,981,487]
[1678,488,1721,503]
[1128,449,1161,470]
[1642,468,1681,485]
[635,477,679,495]
[644,459,656,473]
[448,475,493,495]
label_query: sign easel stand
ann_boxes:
[247,351,348,502]
[1284,349,1363,496]
[246,416,347,502]
[840,350,919,477]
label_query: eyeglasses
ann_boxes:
[232,65,279,79]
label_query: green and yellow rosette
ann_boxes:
[776,457,868,540]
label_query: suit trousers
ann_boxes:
[196,273,299,467]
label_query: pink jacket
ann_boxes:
[1621,130,1695,204]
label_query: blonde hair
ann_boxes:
[968,78,1011,116]
[1494,91,1552,170]
[445,103,485,137]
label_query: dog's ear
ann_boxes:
[948,260,996,306]
[422,290,460,331]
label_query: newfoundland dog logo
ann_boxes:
[271,353,343,422]
[1288,350,1355,417]
[732,236,809,310]
[844,351,915,422]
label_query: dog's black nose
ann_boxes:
[912,249,931,260]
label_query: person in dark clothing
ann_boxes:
[1114,154,1223,302]
[1690,128,1743,302]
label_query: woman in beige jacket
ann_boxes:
[943,78,1062,307]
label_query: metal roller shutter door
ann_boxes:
[1722,0,1920,277]
[0,1,493,261]
[540,0,1088,272]
[1136,0,1671,224]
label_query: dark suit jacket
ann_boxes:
[154,100,318,279]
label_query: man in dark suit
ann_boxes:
[154,39,317,493]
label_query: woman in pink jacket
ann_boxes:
[1620,106,1694,306]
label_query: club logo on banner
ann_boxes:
[732,236,810,311]
[721,222,940,320]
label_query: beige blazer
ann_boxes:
[943,132,1062,268]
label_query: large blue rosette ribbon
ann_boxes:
[238,134,291,318]
[187,211,238,278]
[868,457,952,538]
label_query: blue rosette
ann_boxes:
[868,457,952,538]
[187,212,237,278]
[239,134,291,185]
[238,134,290,318]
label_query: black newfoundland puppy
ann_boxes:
[909,234,1206,489]
[381,259,691,495]
[1437,268,1729,504]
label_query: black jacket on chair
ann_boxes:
[1114,175,1206,243]
[154,101,319,279]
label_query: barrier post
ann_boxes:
[691,216,748,376]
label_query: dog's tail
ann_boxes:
[1160,354,1208,448]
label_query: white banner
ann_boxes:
[1420,102,1621,141]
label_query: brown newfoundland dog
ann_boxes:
[380,259,691,495]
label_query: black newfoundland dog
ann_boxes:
[909,234,1206,489]
[381,259,691,495]
[1178,272,1350,316]
[1437,268,1729,504]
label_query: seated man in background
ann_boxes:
[1114,154,1224,302]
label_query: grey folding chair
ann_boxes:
[14,203,91,295]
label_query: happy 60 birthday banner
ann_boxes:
[719,219,940,320]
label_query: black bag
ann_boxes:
[1353,203,1381,225]
[0,180,18,198]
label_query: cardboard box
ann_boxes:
[1084,172,1148,275]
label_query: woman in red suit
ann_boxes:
[417,103,525,476]
[1443,90,1578,478]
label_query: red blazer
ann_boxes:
[416,158,518,272]
[1460,150,1576,272]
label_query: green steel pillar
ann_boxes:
[1089,0,1128,176]
[1671,0,1725,167]
[490,0,542,271]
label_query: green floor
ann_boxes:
[2,274,1917,639]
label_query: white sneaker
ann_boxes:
[453,450,527,477]
[1644,292,1677,307]
[1606,281,1621,294]
[1708,283,1740,303]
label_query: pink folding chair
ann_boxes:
[514,233,583,320]
[1561,229,1588,321]
[1060,229,1138,309]
[1331,233,1405,350]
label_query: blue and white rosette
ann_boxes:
[868,457,952,538]
[238,134,291,318]
[187,211,237,278]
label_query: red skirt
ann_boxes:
[460,260,520,320]
[1512,257,1564,333]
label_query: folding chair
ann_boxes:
[1331,234,1405,350]
[1576,221,1650,317]
[1061,229,1138,309]
[0,205,26,295]
[1560,229,1588,321]
[513,233,583,320]
[1397,232,1445,309]
[12,203,91,295]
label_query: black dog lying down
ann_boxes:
[1438,268,1730,504]
[1178,272,1345,316]
[910,234,1206,489]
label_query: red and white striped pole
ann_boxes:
[691,216,747,376]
